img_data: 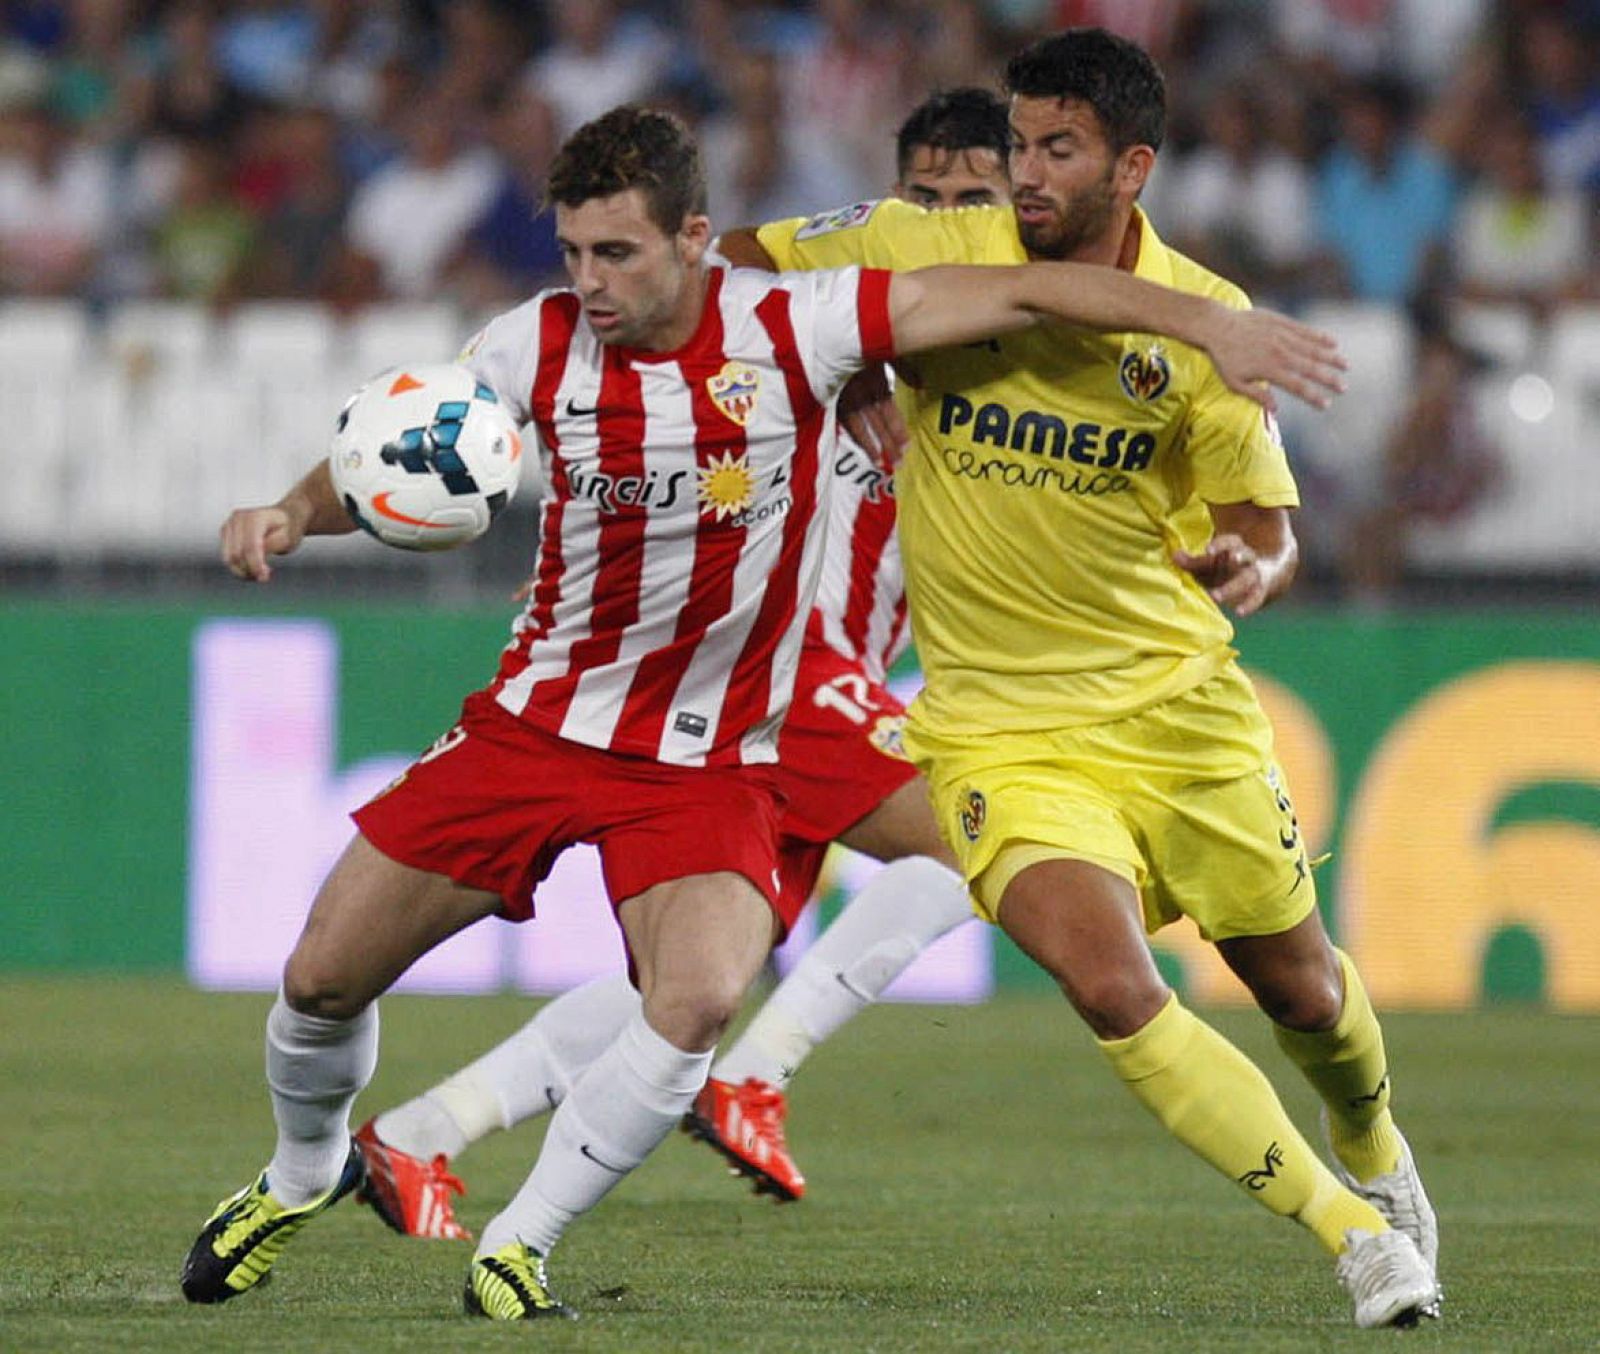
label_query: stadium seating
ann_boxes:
[1451,302,1540,370]
[346,302,464,376]
[4,298,1595,571]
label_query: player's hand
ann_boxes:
[1201,307,1347,412]
[220,504,305,582]
[1172,533,1271,616]
[511,575,536,603]
[838,364,908,464]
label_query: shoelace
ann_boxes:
[1341,1235,1408,1301]
[737,1082,791,1145]
[427,1155,468,1198]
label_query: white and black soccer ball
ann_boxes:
[329,363,523,550]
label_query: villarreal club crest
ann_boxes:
[1118,340,1172,403]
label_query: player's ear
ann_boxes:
[678,214,713,264]
[1118,144,1156,199]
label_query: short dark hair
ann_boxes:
[546,105,707,234]
[895,87,1010,179]
[1003,28,1165,154]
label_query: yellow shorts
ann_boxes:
[906,667,1316,943]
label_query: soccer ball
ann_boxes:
[329,363,523,551]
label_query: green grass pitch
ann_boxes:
[2,977,1596,1352]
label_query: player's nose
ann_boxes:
[568,256,604,296]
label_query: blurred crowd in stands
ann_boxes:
[2,0,1598,599]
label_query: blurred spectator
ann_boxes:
[232,105,303,216]
[343,96,498,298]
[0,96,113,294]
[1153,80,1317,305]
[700,45,860,226]
[215,0,319,104]
[523,0,670,137]
[49,0,140,135]
[130,0,249,144]
[1313,73,1458,303]
[1513,4,1600,193]
[913,0,1003,94]
[651,0,743,119]
[1390,0,1492,93]
[1051,0,1197,64]
[248,106,350,298]
[5,1,71,52]
[151,136,256,301]
[429,0,533,111]
[446,88,564,309]
[1271,0,1396,80]
[784,0,912,195]
[1343,316,1501,600]
[305,0,413,124]
[1273,0,1490,91]
[1453,106,1593,312]
[335,53,418,184]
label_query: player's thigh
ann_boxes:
[835,773,954,867]
[617,871,777,1050]
[285,831,502,1015]
[996,855,1169,1039]
[1139,762,1317,944]
[774,643,920,853]
[911,730,1144,924]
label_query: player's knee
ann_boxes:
[281,952,370,1021]
[1065,971,1170,1041]
[1254,969,1342,1032]
[645,971,749,1052]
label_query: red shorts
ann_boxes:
[353,690,797,931]
[772,640,919,910]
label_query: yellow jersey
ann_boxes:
[757,199,1300,737]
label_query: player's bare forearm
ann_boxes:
[886,265,1346,408]
[220,461,354,583]
[281,461,356,538]
[1172,502,1299,617]
[714,228,778,271]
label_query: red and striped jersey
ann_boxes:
[808,428,906,685]
[462,264,895,767]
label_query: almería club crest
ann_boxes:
[706,360,760,426]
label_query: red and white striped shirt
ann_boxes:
[809,429,907,685]
[463,265,894,767]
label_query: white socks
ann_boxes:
[373,974,640,1159]
[713,855,971,1088]
[265,993,378,1208]
[477,1011,711,1257]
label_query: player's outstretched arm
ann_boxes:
[220,461,355,582]
[886,264,1347,410]
[715,228,778,271]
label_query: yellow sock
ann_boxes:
[1100,994,1385,1254]
[1273,949,1402,1182]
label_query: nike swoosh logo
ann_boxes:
[579,1143,626,1174]
[371,491,448,528]
[565,399,599,417]
[1348,1075,1390,1107]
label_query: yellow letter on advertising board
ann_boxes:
[1341,663,1600,1010]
